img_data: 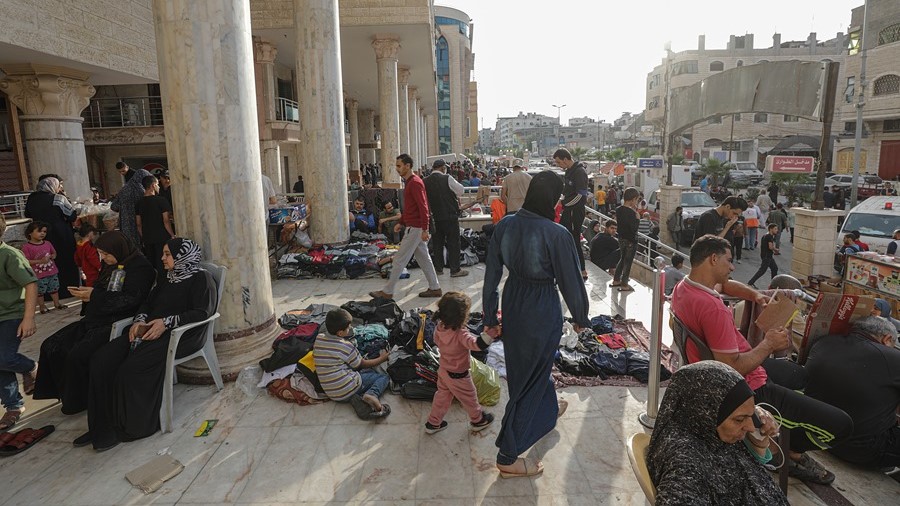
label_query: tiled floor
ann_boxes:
[2,262,897,505]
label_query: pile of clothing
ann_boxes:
[276,232,393,280]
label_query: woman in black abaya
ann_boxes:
[24,176,79,298]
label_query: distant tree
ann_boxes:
[668,153,685,165]
[632,148,653,159]
[571,147,588,159]
[699,158,729,186]
[605,148,627,162]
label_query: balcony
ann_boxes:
[275,97,299,123]
[82,97,163,128]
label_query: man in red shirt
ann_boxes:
[671,234,852,484]
[370,154,442,299]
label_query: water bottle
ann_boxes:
[108,265,126,292]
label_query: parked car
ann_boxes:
[838,196,900,254]
[724,162,764,184]
[649,189,717,246]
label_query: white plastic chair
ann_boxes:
[108,262,227,433]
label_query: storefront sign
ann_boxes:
[765,155,815,173]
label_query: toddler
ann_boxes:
[425,291,494,434]
[21,221,64,312]
[74,224,101,287]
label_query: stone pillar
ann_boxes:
[658,185,684,247]
[296,0,349,244]
[359,108,376,165]
[397,66,410,156]
[260,140,281,191]
[347,98,361,184]
[253,38,282,190]
[372,36,401,184]
[427,114,439,157]
[791,209,844,280]
[0,65,95,201]
[151,0,278,381]
[408,86,419,166]
[419,107,426,164]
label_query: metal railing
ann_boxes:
[275,97,299,123]
[585,206,688,273]
[82,97,164,128]
[0,192,30,220]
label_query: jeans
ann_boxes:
[748,256,778,286]
[560,204,586,271]
[614,238,637,283]
[774,230,783,248]
[744,227,758,249]
[732,236,743,261]
[355,368,389,399]
[432,218,461,274]
[0,319,35,411]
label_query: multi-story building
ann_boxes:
[644,32,847,166]
[834,0,900,180]
[434,5,475,155]
[479,128,494,153]
[495,112,558,148]
[464,81,478,154]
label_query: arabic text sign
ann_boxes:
[765,155,815,173]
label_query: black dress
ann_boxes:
[24,191,78,298]
[32,255,155,413]
[87,270,216,448]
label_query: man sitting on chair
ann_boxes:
[670,234,852,485]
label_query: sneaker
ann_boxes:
[425,420,448,434]
[450,269,469,278]
[788,453,835,485]
[435,270,444,276]
[368,290,393,300]
[737,260,742,264]
[418,288,442,298]
[470,412,494,432]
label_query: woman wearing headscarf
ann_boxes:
[25,176,79,299]
[873,298,900,334]
[110,168,152,247]
[78,237,216,451]
[32,231,155,413]
[648,361,788,505]
[482,171,590,477]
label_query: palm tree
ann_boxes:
[571,147,588,160]
[699,158,728,187]
[605,148,627,162]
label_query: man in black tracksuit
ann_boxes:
[424,159,469,277]
[553,148,589,279]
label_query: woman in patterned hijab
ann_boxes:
[647,361,788,505]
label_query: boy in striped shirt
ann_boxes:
[313,309,391,419]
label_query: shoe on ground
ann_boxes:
[788,453,835,485]
[435,270,444,276]
[557,400,569,418]
[418,288,442,298]
[425,420,448,434]
[368,290,393,300]
[748,283,758,289]
[22,363,37,396]
[470,412,495,432]
[94,440,119,453]
[736,260,741,264]
[450,269,469,278]
[73,432,92,447]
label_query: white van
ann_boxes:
[838,196,900,253]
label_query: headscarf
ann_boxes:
[647,361,788,505]
[875,298,892,319]
[165,237,203,283]
[94,231,141,288]
[521,171,563,220]
[36,176,76,217]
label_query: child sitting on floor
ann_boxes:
[425,291,495,434]
[313,308,391,419]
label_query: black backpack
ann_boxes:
[400,379,437,401]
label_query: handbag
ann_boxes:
[745,217,760,228]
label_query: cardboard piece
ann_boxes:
[125,455,184,494]
[754,292,800,333]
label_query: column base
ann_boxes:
[658,185,685,247]
[176,315,280,383]
[790,208,844,280]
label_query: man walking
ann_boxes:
[554,148,590,280]
[369,154,442,300]
[666,206,684,247]
[423,159,468,278]
[748,224,780,288]
[500,162,531,214]
[768,203,789,250]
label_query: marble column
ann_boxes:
[253,38,282,189]
[397,66,410,156]
[407,87,419,166]
[0,65,95,201]
[296,0,349,244]
[260,140,281,191]
[359,108,376,165]
[151,0,278,381]
[372,36,401,184]
[419,107,426,165]
[347,98,360,183]
[427,114,439,157]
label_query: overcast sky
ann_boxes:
[441,0,860,129]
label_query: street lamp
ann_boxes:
[662,43,674,185]
[552,104,567,148]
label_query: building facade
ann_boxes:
[434,5,476,156]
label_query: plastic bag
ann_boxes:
[236,365,263,398]
[560,322,578,349]
[470,357,500,406]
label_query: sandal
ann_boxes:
[0,425,55,456]
[618,285,635,292]
[39,308,49,315]
[497,458,544,478]
[788,453,835,485]
[0,410,22,432]
[22,363,37,396]
[608,281,622,287]
[0,431,17,447]
[557,400,569,418]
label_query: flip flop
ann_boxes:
[0,425,55,456]
[498,458,544,478]
[365,403,391,420]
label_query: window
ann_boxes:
[885,119,900,133]
[708,115,722,125]
[844,121,857,132]
[873,75,900,96]
[733,114,741,121]
[648,97,659,110]
[783,115,799,122]
[649,74,660,90]
[435,16,469,38]
[736,60,744,67]
[845,76,855,103]
[435,36,452,154]
[709,61,724,71]
[672,60,699,75]
[878,23,900,46]
[848,29,861,55]
[754,113,768,123]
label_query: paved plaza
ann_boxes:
[1,259,897,505]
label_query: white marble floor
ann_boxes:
[2,263,896,505]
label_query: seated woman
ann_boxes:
[647,361,787,505]
[32,231,155,413]
[77,238,216,451]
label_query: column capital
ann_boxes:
[253,38,278,64]
[372,36,401,61]
[345,98,359,111]
[0,71,95,117]
[408,86,418,99]
[398,66,411,85]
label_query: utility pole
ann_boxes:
[553,104,566,149]
[663,43,674,185]
[812,62,840,210]
[850,0,869,208]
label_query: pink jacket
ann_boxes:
[434,323,490,373]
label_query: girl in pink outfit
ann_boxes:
[21,221,64,313]
[425,291,495,434]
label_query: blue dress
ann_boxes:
[483,208,590,462]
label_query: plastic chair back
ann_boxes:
[626,433,656,505]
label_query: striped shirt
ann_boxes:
[313,332,362,401]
